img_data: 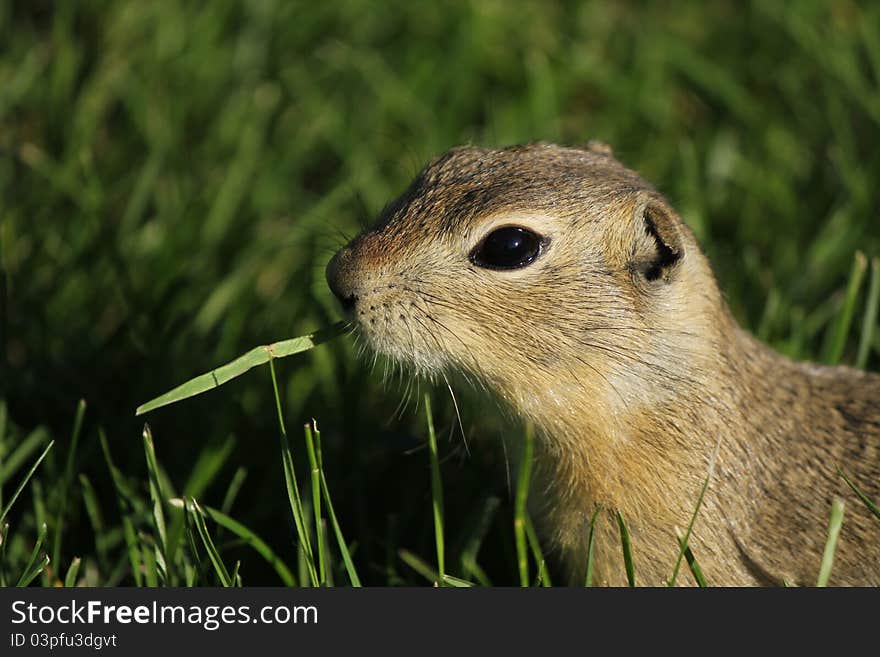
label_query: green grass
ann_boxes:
[0,0,879,586]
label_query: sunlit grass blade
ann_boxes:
[677,532,708,587]
[16,522,49,587]
[584,506,602,587]
[185,497,232,587]
[269,359,318,586]
[0,440,54,525]
[839,469,880,524]
[53,398,87,582]
[822,251,867,364]
[856,256,879,369]
[136,322,347,415]
[668,439,719,586]
[616,510,636,587]
[424,393,445,585]
[816,498,845,586]
[142,425,168,584]
[514,423,535,587]
[64,556,81,587]
[399,548,439,584]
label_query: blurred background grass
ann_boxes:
[0,0,878,585]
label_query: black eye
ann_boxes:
[470,226,544,270]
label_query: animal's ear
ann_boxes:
[630,196,684,283]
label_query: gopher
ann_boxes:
[325,142,880,586]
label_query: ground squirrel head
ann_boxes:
[326,142,722,434]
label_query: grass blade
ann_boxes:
[53,399,87,583]
[0,440,54,524]
[16,522,49,587]
[136,322,347,415]
[220,467,248,515]
[0,426,49,487]
[399,548,439,584]
[199,503,296,586]
[98,431,143,586]
[319,470,361,586]
[424,394,445,585]
[616,510,636,587]
[816,498,845,586]
[441,574,475,587]
[458,495,500,587]
[823,251,867,364]
[64,556,81,588]
[839,469,880,524]
[668,440,719,586]
[583,506,602,587]
[0,522,9,586]
[303,421,325,585]
[524,514,552,586]
[185,497,232,587]
[270,359,318,586]
[677,532,708,587]
[856,256,879,369]
[514,423,535,587]
[142,425,168,584]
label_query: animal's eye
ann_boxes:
[470,226,544,270]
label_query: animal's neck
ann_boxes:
[495,305,796,583]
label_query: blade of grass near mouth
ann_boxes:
[136,322,347,416]
[816,498,845,586]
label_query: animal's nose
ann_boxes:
[325,248,358,312]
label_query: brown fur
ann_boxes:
[326,142,880,586]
